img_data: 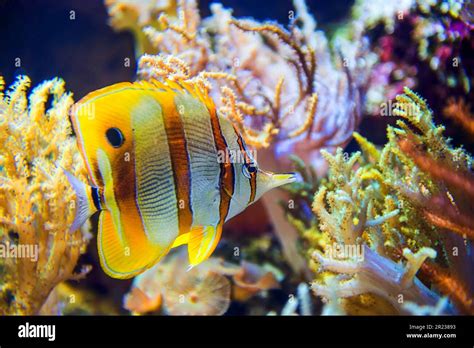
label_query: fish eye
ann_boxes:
[242,163,257,179]
[105,127,125,148]
[247,163,257,173]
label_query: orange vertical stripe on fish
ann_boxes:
[160,90,193,236]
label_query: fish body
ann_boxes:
[68,79,295,279]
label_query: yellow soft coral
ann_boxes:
[0,76,90,314]
[288,88,473,314]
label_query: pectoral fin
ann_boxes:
[187,225,222,266]
[62,168,97,232]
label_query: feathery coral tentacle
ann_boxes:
[0,76,90,314]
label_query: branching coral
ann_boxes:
[134,0,370,156]
[387,90,473,246]
[287,87,473,314]
[443,97,474,136]
[398,136,474,240]
[312,245,442,313]
[105,0,178,56]
[0,76,90,314]
[308,148,443,314]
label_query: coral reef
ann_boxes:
[0,76,90,314]
[1,0,471,318]
[287,87,473,315]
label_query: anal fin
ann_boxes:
[171,232,190,248]
[98,211,170,279]
[187,225,222,266]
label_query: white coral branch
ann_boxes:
[312,245,456,314]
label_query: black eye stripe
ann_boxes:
[91,186,102,211]
[106,127,125,148]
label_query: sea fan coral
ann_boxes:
[133,0,370,158]
[0,76,90,314]
[287,87,473,314]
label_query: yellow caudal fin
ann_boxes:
[187,225,222,267]
[97,211,170,279]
